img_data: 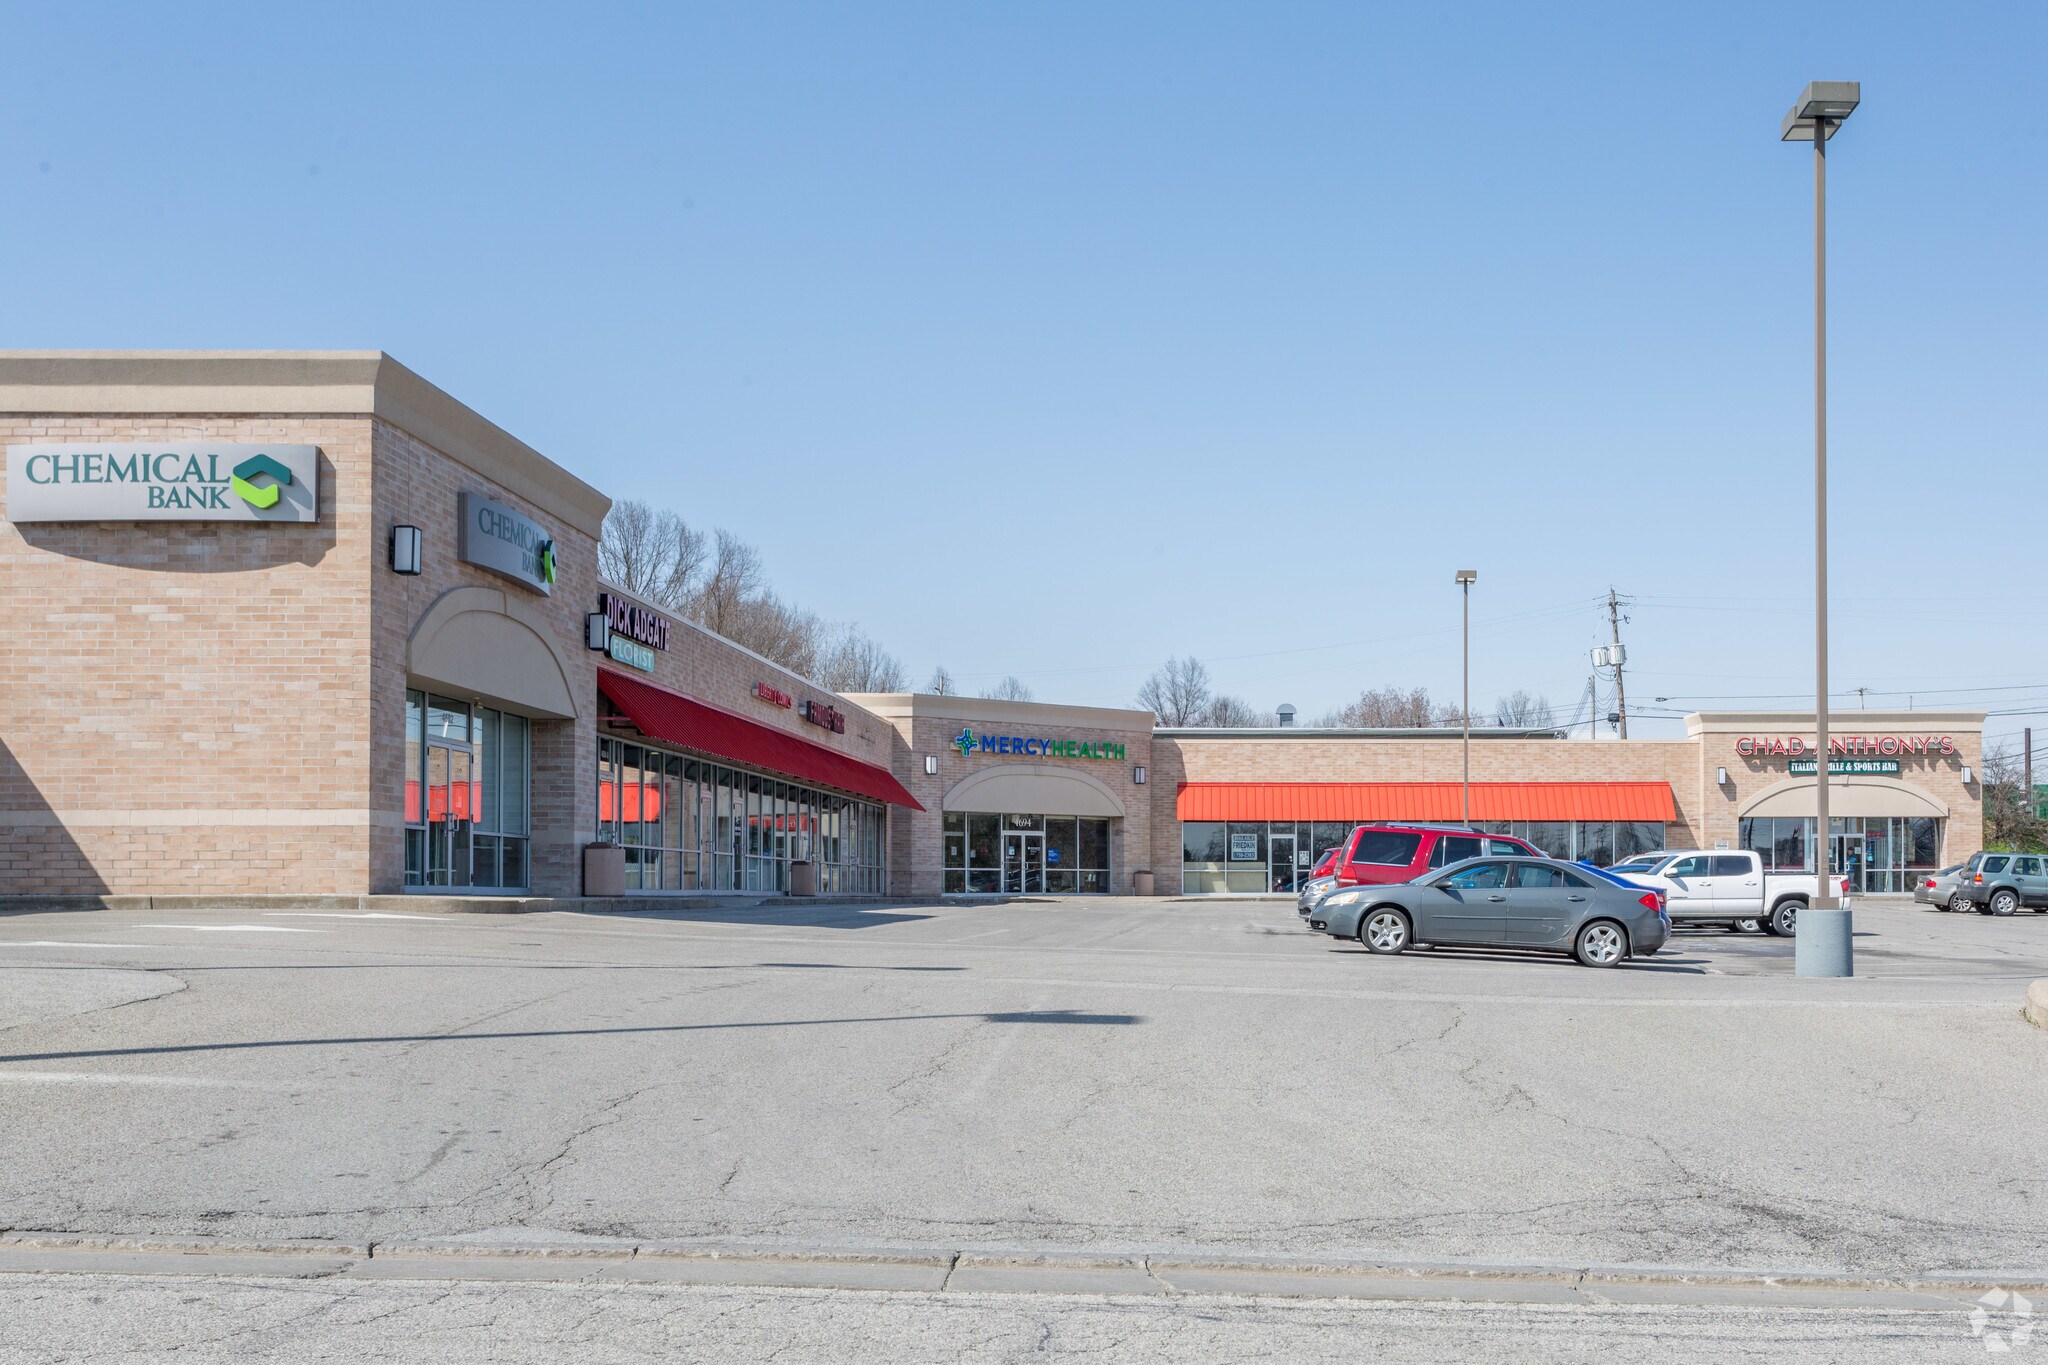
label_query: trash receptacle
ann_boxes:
[789,859,818,897]
[583,843,626,897]
[1133,870,1155,897]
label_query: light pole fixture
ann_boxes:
[1455,570,1477,825]
[1783,79,1859,978]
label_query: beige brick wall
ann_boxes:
[1,412,377,895]
[862,701,1154,897]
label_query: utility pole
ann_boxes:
[2028,728,2034,814]
[1605,588,1629,739]
[1855,686,1868,709]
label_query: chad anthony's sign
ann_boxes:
[6,444,319,522]
[951,728,1126,761]
[459,492,557,595]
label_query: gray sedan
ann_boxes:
[1914,864,1970,912]
[1309,857,1669,968]
[1296,873,1338,919]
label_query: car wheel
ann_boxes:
[1769,900,1800,937]
[1360,908,1411,955]
[1574,920,1627,968]
[1948,891,1973,914]
[1990,889,2020,917]
[1735,919,1760,934]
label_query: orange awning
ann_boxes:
[1175,782,1677,823]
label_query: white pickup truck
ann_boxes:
[1625,850,1850,937]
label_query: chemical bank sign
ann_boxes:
[458,492,557,595]
[6,444,319,522]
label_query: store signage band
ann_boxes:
[755,682,793,709]
[802,699,846,734]
[606,635,657,672]
[457,492,556,594]
[599,593,670,651]
[1736,735,1955,758]
[950,728,1126,761]
[1789,759,1902,775]
[6,444,319,522]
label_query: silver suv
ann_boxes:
[1961,852,2048,916]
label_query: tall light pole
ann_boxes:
[1783,80,1859,978]
[1456,569,1477,825]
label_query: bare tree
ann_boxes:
[817,628,908,693]
[1136,656,1213,726]
[1981,744,2048,851]
[1493,689,1557,727]
[719,592,826,678]
[1203,694,1273,728]
[1323,686,1438,728]
[926,666,956,696]
[689,529,769,639]
[980,676,1034,702]
[598,499,707,610]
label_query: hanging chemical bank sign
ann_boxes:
[6,444,319,522]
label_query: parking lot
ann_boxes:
[0,894,2044,1358]
[1,894,2042,1264]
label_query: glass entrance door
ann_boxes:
[1269,831,1297,893]
[426,741,474,887]
[1002,832,1046,894]
[1831,833,1864,895]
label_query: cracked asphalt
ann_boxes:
[0,896,2043,1357]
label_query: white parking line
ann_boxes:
[2,941,157,949]
[262,912,441,921]
[137,924,325,933]
[0,1072,241,1087]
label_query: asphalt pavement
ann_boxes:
[0,893,2043,1358]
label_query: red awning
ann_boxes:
[1175,782,1677,823]
[597,669,923,810]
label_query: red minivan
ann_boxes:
[1332,823,1543,888]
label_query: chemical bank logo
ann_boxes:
[952,728,978,758]
[538,538,558,585]
[1971,1288,2034,1353]
[229,454,293,509]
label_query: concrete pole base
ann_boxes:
[1795,906,1854,977]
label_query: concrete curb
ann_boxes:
[2027,979,2048,1030]
[0,1232,2041,1308]
[0,893,913,916]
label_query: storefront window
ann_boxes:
[590,728,884,896]
[1182,822,1226,896]
[405,694,528,891]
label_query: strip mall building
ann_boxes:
[0,353,1985,905]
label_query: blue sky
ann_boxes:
[6,2,2044,743]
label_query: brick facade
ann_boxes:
[0,353,1990,903]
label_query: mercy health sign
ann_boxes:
[7,444,319,522]
[952,728,1126,761]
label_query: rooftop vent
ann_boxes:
[1276,703,1297,728]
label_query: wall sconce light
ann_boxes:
[389,525,423,575]
[1133,765,1148,785]
[924,755,939,776]
[1716,767,1729,786]
[585,613,611,651]
[1960,764,1974,785]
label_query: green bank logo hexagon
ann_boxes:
[537,539,558,585]
[230,454,294,510]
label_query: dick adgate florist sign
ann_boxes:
[6,444,319,522]
[1736,734,1957,759]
